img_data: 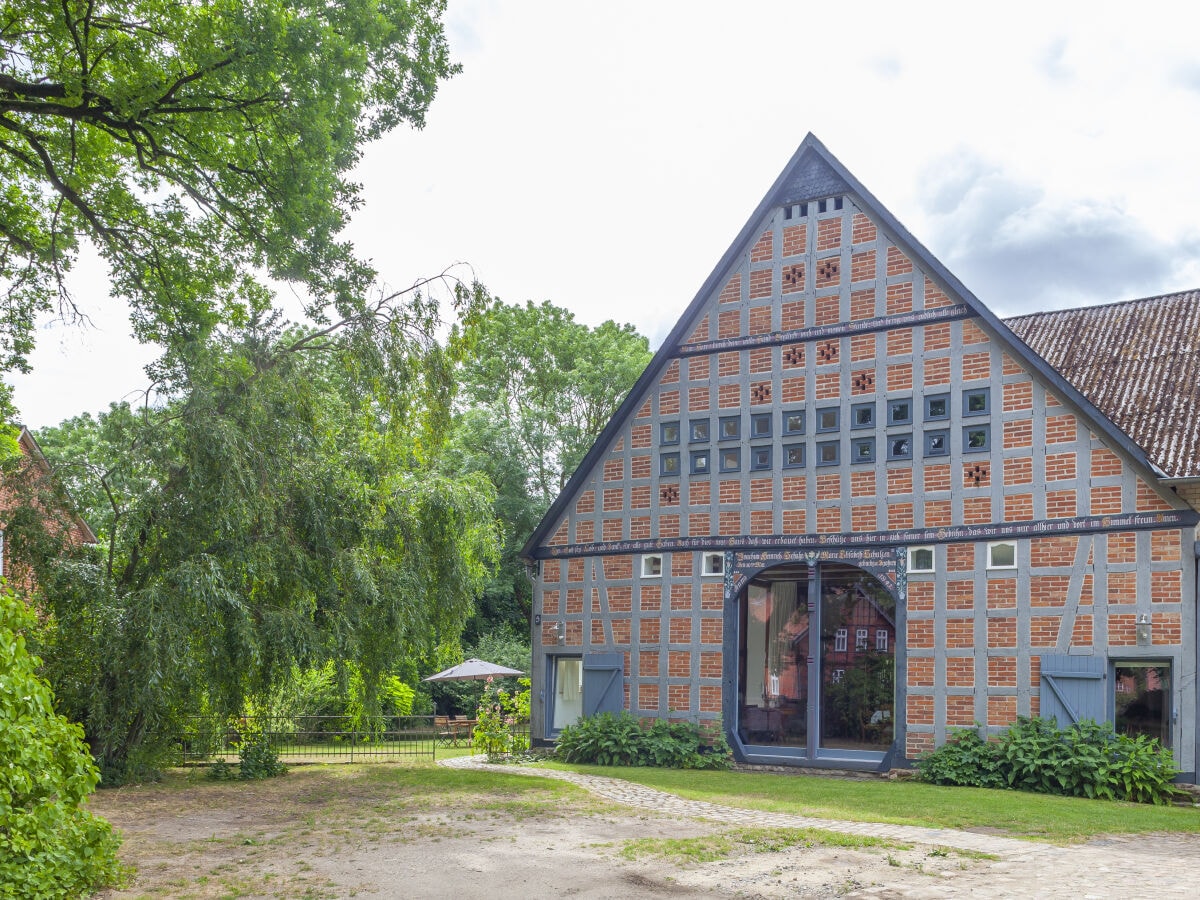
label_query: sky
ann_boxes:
[12,0,1200,428]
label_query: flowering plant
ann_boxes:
[473,677,531,759]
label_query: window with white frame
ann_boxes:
[987,541,1017,569]
[855,627,868,650]
[834,627,848,652]
[641,554,663,577]
[701,552,724,576]
[907,545,935,573]
[876,629,889,651]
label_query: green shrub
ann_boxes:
[555,712,731,769]
[473,678,531,759]
[918,716,1180,804]
[0,589,125,895]
[236,732,287,780]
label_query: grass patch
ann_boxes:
[620,826,905,863]
[543,763,1200,842]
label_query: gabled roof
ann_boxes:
[1007,290,1200,480]
[13,426,99,544]
[520,135,1169,558]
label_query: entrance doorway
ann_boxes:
[737,562,897,759]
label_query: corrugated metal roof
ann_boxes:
[1006,290,1200,479]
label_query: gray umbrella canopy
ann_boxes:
[423,658,524,682]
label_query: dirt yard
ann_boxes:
[89,763,1199,899]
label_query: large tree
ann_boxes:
[23,283,499,781]
[0,0,457,415]
[448,299,652,639]
[456,299,653,506]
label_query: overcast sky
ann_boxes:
[12,0,1200,428]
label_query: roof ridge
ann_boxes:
[1004,287,1200,323]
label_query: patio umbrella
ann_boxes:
[423,658,524,682]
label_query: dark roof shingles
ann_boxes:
[1006,290,1200,479]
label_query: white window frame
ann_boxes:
[701,552,724,577]
[876,629,889,651]
[641,554,663,578]
[987,541,1018,570]
[834,627,848,652]
[907,545,935,574]
[855,627,869,650]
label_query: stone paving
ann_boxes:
[439,753,1044,858]
[440,754,1200,897]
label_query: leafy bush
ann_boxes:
[918,716,1180,804]
[473,678,531,759]
[555,712,731,769]
[207,728,287,781]
[0,589,125,895]
[265,662,415,735]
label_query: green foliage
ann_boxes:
[917,717,1180,805]
[26,301,500,784]
[235,732,288,781]
[472,678,531,759]
[0,589,124,896]
[554,712,732,770]
[428,630,531,716]
[446,300,652,642]
[0,0,459,388]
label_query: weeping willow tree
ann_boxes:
[19,281,499,782]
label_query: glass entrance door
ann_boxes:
[817,564,896,753]
[738,562,896,758]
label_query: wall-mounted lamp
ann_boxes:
[1136,614,1152,647]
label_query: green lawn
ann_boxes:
[545,763,1200,843]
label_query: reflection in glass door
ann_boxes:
[818,564,896,753]
[738,562,896,757]
[738,568,810,747]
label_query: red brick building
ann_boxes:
[522,136,1197,776]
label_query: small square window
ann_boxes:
[690,449,710,475]
[924,429,950,457]
[719,447,741,473]
[660,452,681,476]
[924,394,950,421]
[888,399,912,426]
[816,407,840,432]
[963,424,990,453]
[851,402,876,430]
[689,419,710,443]
[750,445,772,471]
[851,437,875,464]
[702,552,724,576]
[641,554,663,577]
[719,416,741,440]
[782,410,806,435]
[817,440,840,466]
[887,434,913,460]
[908,546,935,573]
[988,541,1017,569]
[784,443,806,468]
[751,413,772,438]
[963,388,990,416]
[661,421,680,445]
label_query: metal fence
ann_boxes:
[174,715,532,765]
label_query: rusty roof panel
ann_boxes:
[1006,289,1200,479]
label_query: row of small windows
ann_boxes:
[832,627,889,653]
[907,542,1016,573]
[638,544,1017,581]
[782,196,844,220]
[641,552,725,578]
[660,389,991,447]
[660,424,990,475]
